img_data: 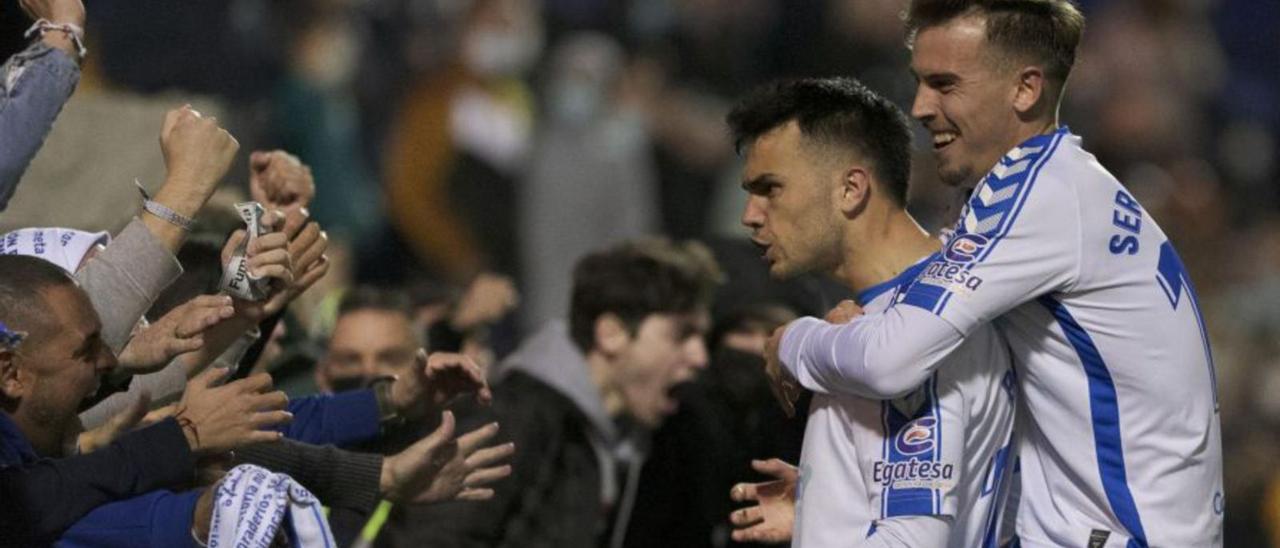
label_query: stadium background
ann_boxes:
[0,0,1275,544]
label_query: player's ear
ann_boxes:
[1012,65,1046,116]
[837,166,872,217]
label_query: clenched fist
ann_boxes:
[159,106,239,202]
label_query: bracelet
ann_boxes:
[371,378,404,426]
[135,179,195,231]
[23,18,87,59]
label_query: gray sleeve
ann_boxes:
[75,218,183,353]
[858,516,952,548]
[0,42,80,211]
[78,358,187,429]
[79,331,263,429]
[233,438,383,512]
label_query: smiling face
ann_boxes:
[910,14,1024,188]
[610,311,709,428]
[7,285,115,445]
[740,121,846,279]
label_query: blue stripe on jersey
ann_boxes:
[880,375,943,518]
[1038,296,1149,547]
[934,128,1068,315]
[900,281,947,312]
[930,375,943,514]
[896,128,1068,315]
[1156,241,1219,408]
[857,252,939,305]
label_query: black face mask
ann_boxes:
[327,375,372,394]
[707,346,774,407]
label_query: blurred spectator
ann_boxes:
[315,287,418,394]
[267,0,384,248]
[383,0,542,282]
[519,32,660,331]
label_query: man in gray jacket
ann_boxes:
[389,238,720,548]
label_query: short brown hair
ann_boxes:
[568,239,722,353]
[906,0,1085,86]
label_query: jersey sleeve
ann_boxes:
[778,135,1079,399]
[863,373,968,523]
[898,140,1080,335]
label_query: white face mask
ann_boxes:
[299,22,362,90]
[549,79,603,126]
[462,27,543,78]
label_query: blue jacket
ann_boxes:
[282,388,381,447]
[53,490,202,548]
[0,412,195,546]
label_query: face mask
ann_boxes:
[299,23,361,90]
[708,347,773,406]
[549,80,603,126]
[327,375,369,394]
[462,27,542,78]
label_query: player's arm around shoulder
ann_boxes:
[907,160,1085,336]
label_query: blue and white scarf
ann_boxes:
[207,464,335,548]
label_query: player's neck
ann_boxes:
[834,207,941,298]
[1009,117,1060,151]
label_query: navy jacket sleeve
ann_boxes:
[0,418,196,545]
[54,489,201,548]
[281,389,381,447]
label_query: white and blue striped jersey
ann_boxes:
[793,257,1016,548]
[780,127,1223,547]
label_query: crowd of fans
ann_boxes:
[0,0,1275,546]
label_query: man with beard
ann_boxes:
[728,78,1016,547]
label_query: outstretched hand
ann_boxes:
[390,350,492,420]
[729,458,799,544]
[380,411,515,504]
[174,368,292,455]
[118,295,236,373]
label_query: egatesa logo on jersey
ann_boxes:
[874,418,954,489]
[944,233,989,263]
[894,417,937,456]
[920,234,988,293]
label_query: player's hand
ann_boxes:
[380,411,515,504]
[729,458,799,544]
[764,324,802,418]
[249,150,315,215]
[824,299,864,324]
[118,295,237,373]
